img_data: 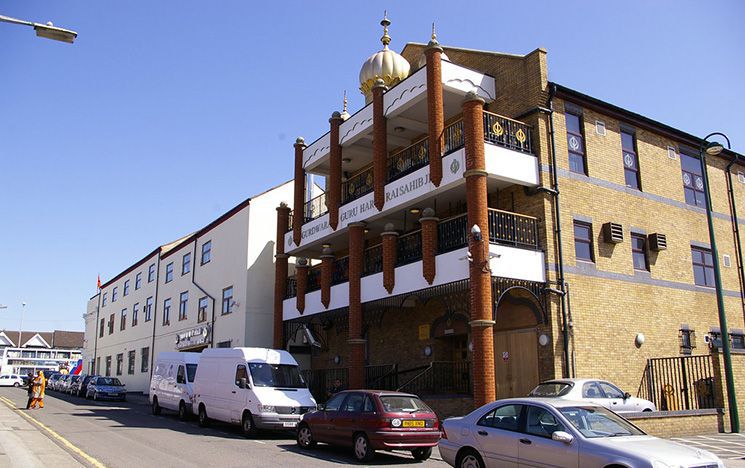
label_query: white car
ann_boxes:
[439,398,723,468]
[150,352,200,420]
[529,378,656,413]
[0,374,24,387]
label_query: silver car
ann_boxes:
[439,398,723,468]
[529,378,656,413]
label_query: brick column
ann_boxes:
[425,39,444,187]
[420,208,439,284]
[329,112,343,230]
[273,203,291,348]
[292,137,306,246]
[372,79,388,211]
[381,223,398,294]
[295,258,308,315]
[320,247,334,309]
[347,222,366,389]
[463,91,495,407]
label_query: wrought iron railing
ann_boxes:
[366,364,398,390]
[342,166,374,205]
[637,355,717,411]
[363,244,383,277]
[286,275,296,298]
[442,119,465,156]
[483,111,532,153]
[386,138,429,183]
[307,266,321,292]
[302,367,349,403]
[487,208,538,248]
[286,211,293,233]
[438,213,469,253]
[397,361,471,396]
[332,256,349,285]
[397,230,422,266]
[304,192,328,223]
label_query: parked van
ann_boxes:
[193,347,316,437]
[149,352,200,420]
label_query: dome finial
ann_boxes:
[432,22,437,42]
[343,90,348,113]
[380,11,391,49]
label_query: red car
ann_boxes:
[296,390,440,462]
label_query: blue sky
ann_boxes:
[1,1,743,332]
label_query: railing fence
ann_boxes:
[637,355,717,410]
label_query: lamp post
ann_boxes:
[0,14,77,43]
[18,302,26,349]
[699,132,740,433]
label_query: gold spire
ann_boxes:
[343,90,348,113]
[380,11,391,49]
[431,22,437,42]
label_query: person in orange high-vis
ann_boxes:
[30,371,46,409]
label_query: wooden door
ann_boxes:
[494,328,539,399]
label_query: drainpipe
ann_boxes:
[725,153,745,303]
[149,254,161,380]
[191,238,217,348]
[92,293,102,374]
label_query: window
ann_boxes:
[135,272,142,290]
[597,382,624,399]
[116,353,123,376]
[217,340,231,348]
[102,292,107,307]
[124,280,130,296]
[141,347,149,373]
[235,364,248,387]
[621,129,641,189]
[477,404,522,432]
[582,381,603,398]
[201,241,212,265]
[163,298,171,326]
[525,405,566,438]
[631,233,648,271]
[120,309,127,331]
[112,287,118,302]
[148,263,156,283]
[144,296,153,322]
[132,303,139,326]
[165,263,174,283]
[105,356,112,376]
[691,246,715,287]
[128,350,135,375]
[565,110,586,175]
[108,313,115,335]
[681,152,706,207]
[731,332,745,350]
[680,328,696,355]
[182,252,191,275]
[99,318,105,338]
[222,286,234,315]
[342,393,366,412]
[573,221,594,262]
[324,393,346,412]
[198,296,209,323]
[179,291,188,321]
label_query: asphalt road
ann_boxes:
[0,387,447,468]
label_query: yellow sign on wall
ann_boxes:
[418,324,430,341]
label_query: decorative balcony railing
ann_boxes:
[304,192,328,223]
[442,119,465,155]
[397,230,423,266]
[483,111,532,154]
[386,137,429,184]
[307,266,321,292]
[286,211,293,233]
[363,244,383,277]
[332,256,349,285]
[487,208,538,248]
[438,213,469,253]
[341,166,374,205]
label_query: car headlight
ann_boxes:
[391,418,402,427]
[259,405,275,413]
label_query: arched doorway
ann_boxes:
[493,286,544,398]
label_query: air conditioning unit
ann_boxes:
[648,233,667,251]
[602,222,623,243]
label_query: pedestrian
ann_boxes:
[30,371,46,409]
[25,373,35,409]
[327,378,344,398]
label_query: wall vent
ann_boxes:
[602,222,623,243]
[667,146,677,160]
[595,120,606,136]
[648,233,667,251]
[723,254,732,268]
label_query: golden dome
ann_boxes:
[359,13,410,101]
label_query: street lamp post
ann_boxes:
[18,302,26,349]
[0,14,77,43]
[700,132,740,433]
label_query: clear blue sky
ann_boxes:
[1,1,743,332]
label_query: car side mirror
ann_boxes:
[317,404,325,411]
[624,392,631,400]
[239,377,249,389]
[551,431,574,445]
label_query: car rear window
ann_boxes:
[98,377,122,386]
[529,382,573,397]
[186,364,197,382]
[379,395,433,414]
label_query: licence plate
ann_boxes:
[402,420,425,428]
[283,422,297,428]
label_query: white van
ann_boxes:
[149,352,200,420]
[193,347,316,437]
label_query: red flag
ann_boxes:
[97,275,101,290]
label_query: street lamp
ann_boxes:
[18,302,26,349]
[699,132,740,433]
[0,14,77,43]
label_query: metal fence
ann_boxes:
[637,355,717,411]
[397,361,471,396]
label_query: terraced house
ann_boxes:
[274,16,745,422]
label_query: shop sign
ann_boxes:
[175,324,211,350]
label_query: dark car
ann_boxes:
[86,376,126,401]
[297,390,440,462]
[68,374,87,396]
[66,375,82,394]
[74,375,95,397]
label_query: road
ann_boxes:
[0,387,447,467]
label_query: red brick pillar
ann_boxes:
[420,208,439,284]
[372,79,388,211]
[381,223,398,294]
[320,247,334,309]
[292,137,306,246]
[273,203,291,348]
[463,91,495,407]
[347,222,366,389]
[295,258,308,314]
[425,39,444,187]
[329,112,343,230]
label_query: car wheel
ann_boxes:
[198,405,208,428]
[297,424,317,449]
[13,382,20,387]
[353,433,374,463]
[457,449,485,468]
[178,401,188,421]
[151,397,161,415]
[411,447,432,461]
[241,412,258,438]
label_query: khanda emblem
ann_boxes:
[491,121,504,137]
[516,129,527,144]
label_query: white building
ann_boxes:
[84,181,294,392]
[0,330,84,376]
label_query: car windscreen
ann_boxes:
[529,382,573,397]
[186,364,198,383]
[379,395,433,413]
[248,363,306,388]
[97,377,123,386]
[559,406,645,438]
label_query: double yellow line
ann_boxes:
[0,395,106,468]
